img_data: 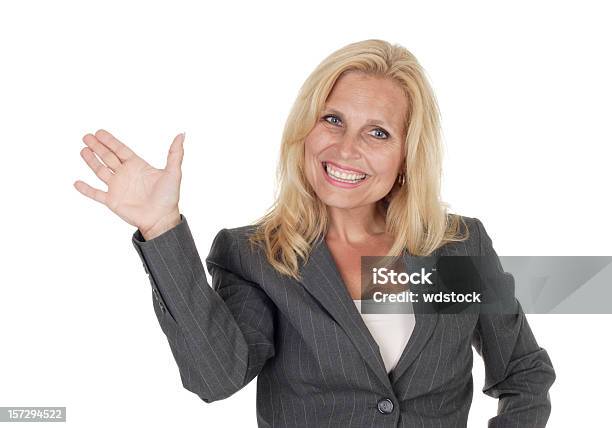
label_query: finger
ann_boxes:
[83,133,122,172]
[94,129,137,163]
[165,132,185,173]
[73,180,108,205]
[80,147,113,184]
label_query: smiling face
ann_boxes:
[304,71,409,210]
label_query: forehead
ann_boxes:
[324,71,409,134]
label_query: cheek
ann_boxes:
[304,130,334,173]
[369,151,402,179]
[303,134,325,182]
[305,127,331,153]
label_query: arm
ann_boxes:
[131,214,276,403]
[471,218,556,427]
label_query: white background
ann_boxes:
[1,1,610,426]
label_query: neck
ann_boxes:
[325,203,387,245]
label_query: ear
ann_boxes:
[398,158,407,175]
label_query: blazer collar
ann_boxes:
[298,235,439,391]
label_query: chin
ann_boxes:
[315,192,365,209]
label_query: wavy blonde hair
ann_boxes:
[247,39,469,280]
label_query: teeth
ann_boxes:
[324,162,367,182]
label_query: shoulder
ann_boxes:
[209,224,257,248]
[438,214,491,256]
[205,224,260,275]
[215,224,259,253]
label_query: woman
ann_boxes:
[74,39,555,427]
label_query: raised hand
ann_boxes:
[74,129,185,240]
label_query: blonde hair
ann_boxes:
[247,39,468,280]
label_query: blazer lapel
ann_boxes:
[388,251,441,384]
[298,237,444,390]
[298,236,393,392]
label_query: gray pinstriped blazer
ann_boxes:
[131,214,555,427]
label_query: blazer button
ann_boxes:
[377,398,394,414]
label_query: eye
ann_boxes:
[322,114,342,126]
[322,114,390,140]
[369,128,390,140]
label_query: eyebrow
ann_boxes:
[323,108,395,134]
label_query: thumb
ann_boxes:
[165,132,185,173]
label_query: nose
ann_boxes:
[337,132,361,159]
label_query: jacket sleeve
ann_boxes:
[131,214,276,403]
[471,218,556,428]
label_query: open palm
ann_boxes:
[74,129,185,235]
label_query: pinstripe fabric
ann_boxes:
[131,214,555,427]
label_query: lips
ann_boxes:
[321,161,369,187]
[322,160,368,175]
[322,162,366,180]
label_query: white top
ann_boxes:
[353,300,416,373]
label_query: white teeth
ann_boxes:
[324,162,367,182]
